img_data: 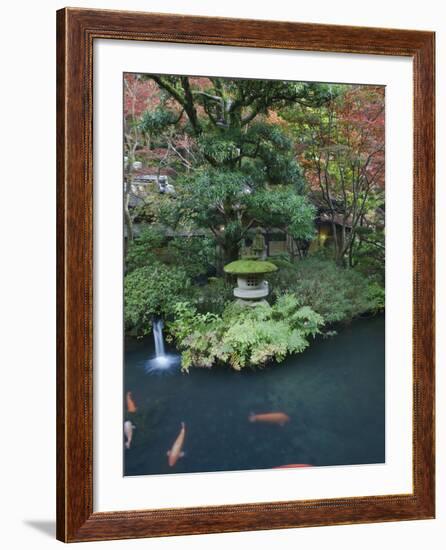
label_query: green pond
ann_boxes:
[124,315,385,476]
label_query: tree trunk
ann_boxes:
[223,243,239,264]
[330,218,339,261]
[220,242,240,278]
[123,184,133,259]
[338,224,347,265]
[348,233,356,268]
[263,230,270,260]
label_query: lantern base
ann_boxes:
[233,279,269,299]
[234,298,270,308]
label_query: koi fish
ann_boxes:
[167,422,186,467]
[126,391,137,413]
[124,420,136,449]
[248,412,290,426]
[272,464,312,469]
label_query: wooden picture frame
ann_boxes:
[56,7,435,542]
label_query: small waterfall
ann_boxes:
[153,319,166,357]
[144,318,180,374]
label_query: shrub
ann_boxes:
[270,257,376,323]
[168,295,324,372]
[194,277,234,315]
[366,281,385,313]
[126,226,217,279]
[268,254,294,270]
[352,227,385,284]
[166,235,216,279]
[125,227,166,272]
[124,262,191,336]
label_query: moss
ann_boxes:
[223,259,278,275]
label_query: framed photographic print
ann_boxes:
[56,7,435,542]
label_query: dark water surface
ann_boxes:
[124,315,385,476]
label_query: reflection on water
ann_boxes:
[124,315,385,476]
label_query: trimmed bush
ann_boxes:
[270,257,377,323]
[194,277,234,315]
[124,262,191,336]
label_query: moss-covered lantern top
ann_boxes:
[223,259,278,275]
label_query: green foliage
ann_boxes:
[139,107,179,134]
[166,236,216,278]
[124,263,191,336]
[268,255,294,270]
[128,76,331,269]
[124,77,385,362]
[242,123,306,190]
[247,187,316,241]
[223,259,278,274]
[170,168,315,268]
[270,257,376,323]
[126,227,167,272]
[194,278,234,315]
[168,295,324,372]
[126,226,216,279]
[172,167,256,261]
[177,168,253,229]
[352,226,385,284]
[197,134,240,164]
[366,281,385,313]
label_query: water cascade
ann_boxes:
[153,319,166,357]
[144,318,180,374]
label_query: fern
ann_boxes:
[168,295,325,372]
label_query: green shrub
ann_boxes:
[352,227,385,284]
[270,257,376,323]
[269,256,295,270]
[140,107,180,134]
[126,226,217,279]
[124,262,191,336]
[194,278,234,315]
[126,227,166,272]
[166,236,216,278]
[168,295,324,372]
[366,281,385,313]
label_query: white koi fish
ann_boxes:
[124,420,136,449]
[167,422,186,467]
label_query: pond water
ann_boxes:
[124,315,385,476]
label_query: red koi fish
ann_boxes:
[273,464,313,469]
[249,412,290,426]
[167,422,186,467]
[126,391,137,413]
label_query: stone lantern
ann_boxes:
[223,259,278,307]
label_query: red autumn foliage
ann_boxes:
[124,74,161,118]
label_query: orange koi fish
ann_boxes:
[248,412,290,426]
[167,422,186,467]
[273,464,312,469]
[126,391,137,413]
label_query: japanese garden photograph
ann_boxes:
[123,73,385,476]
